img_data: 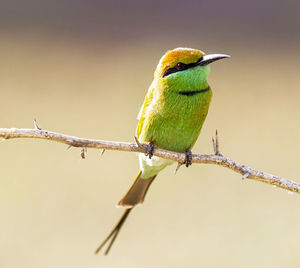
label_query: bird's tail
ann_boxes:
[95,171,156,255]
[118,170,156,208]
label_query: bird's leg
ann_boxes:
[95,208,132,255]
[145,141,154,159]
[184,149,192,167]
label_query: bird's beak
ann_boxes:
[198,54,230,66]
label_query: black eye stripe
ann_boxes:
[162,67,178,77]
[162,57,203,77]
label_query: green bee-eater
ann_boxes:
[95,47,229,254]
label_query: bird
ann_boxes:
[95,47,230,255]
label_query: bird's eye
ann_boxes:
[176,62,185,70]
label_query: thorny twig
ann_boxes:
[0,124,299,193]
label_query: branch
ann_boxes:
[0,126,299,194]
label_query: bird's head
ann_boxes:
[154,47,229,92]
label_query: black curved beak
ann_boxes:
[198,54,230,66]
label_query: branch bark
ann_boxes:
[0,126,299,194]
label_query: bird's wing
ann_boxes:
[136,83,154,138]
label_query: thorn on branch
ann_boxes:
[66,145,72,150]
[174,162,183,174]
[81,148,87,159]
[212,130,221,155]
[100,149,106,156]
[242,172,249,180]
[33,119,42,130]
[134,136,151,157]
[134,136,144,150]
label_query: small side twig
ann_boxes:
[212,130,221,155]
[242,172,249,180]
[81,148,87,159]
[174,162,183,174]
[33,119,42,130]
[134,136,145,151]
[66,145,72,150]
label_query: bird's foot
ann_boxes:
[184,149,192,167]
[145,141,154,159]
[134,137,154,159]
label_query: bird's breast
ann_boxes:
[142,88,212,152]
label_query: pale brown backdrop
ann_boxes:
[0,0,300,267]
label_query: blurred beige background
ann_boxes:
[0,0,300,267]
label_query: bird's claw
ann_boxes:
[184,149,192,167]
[145,142,154,159]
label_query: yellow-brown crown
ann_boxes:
[155,47,205,78]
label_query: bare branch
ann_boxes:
[0,127,299,193]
